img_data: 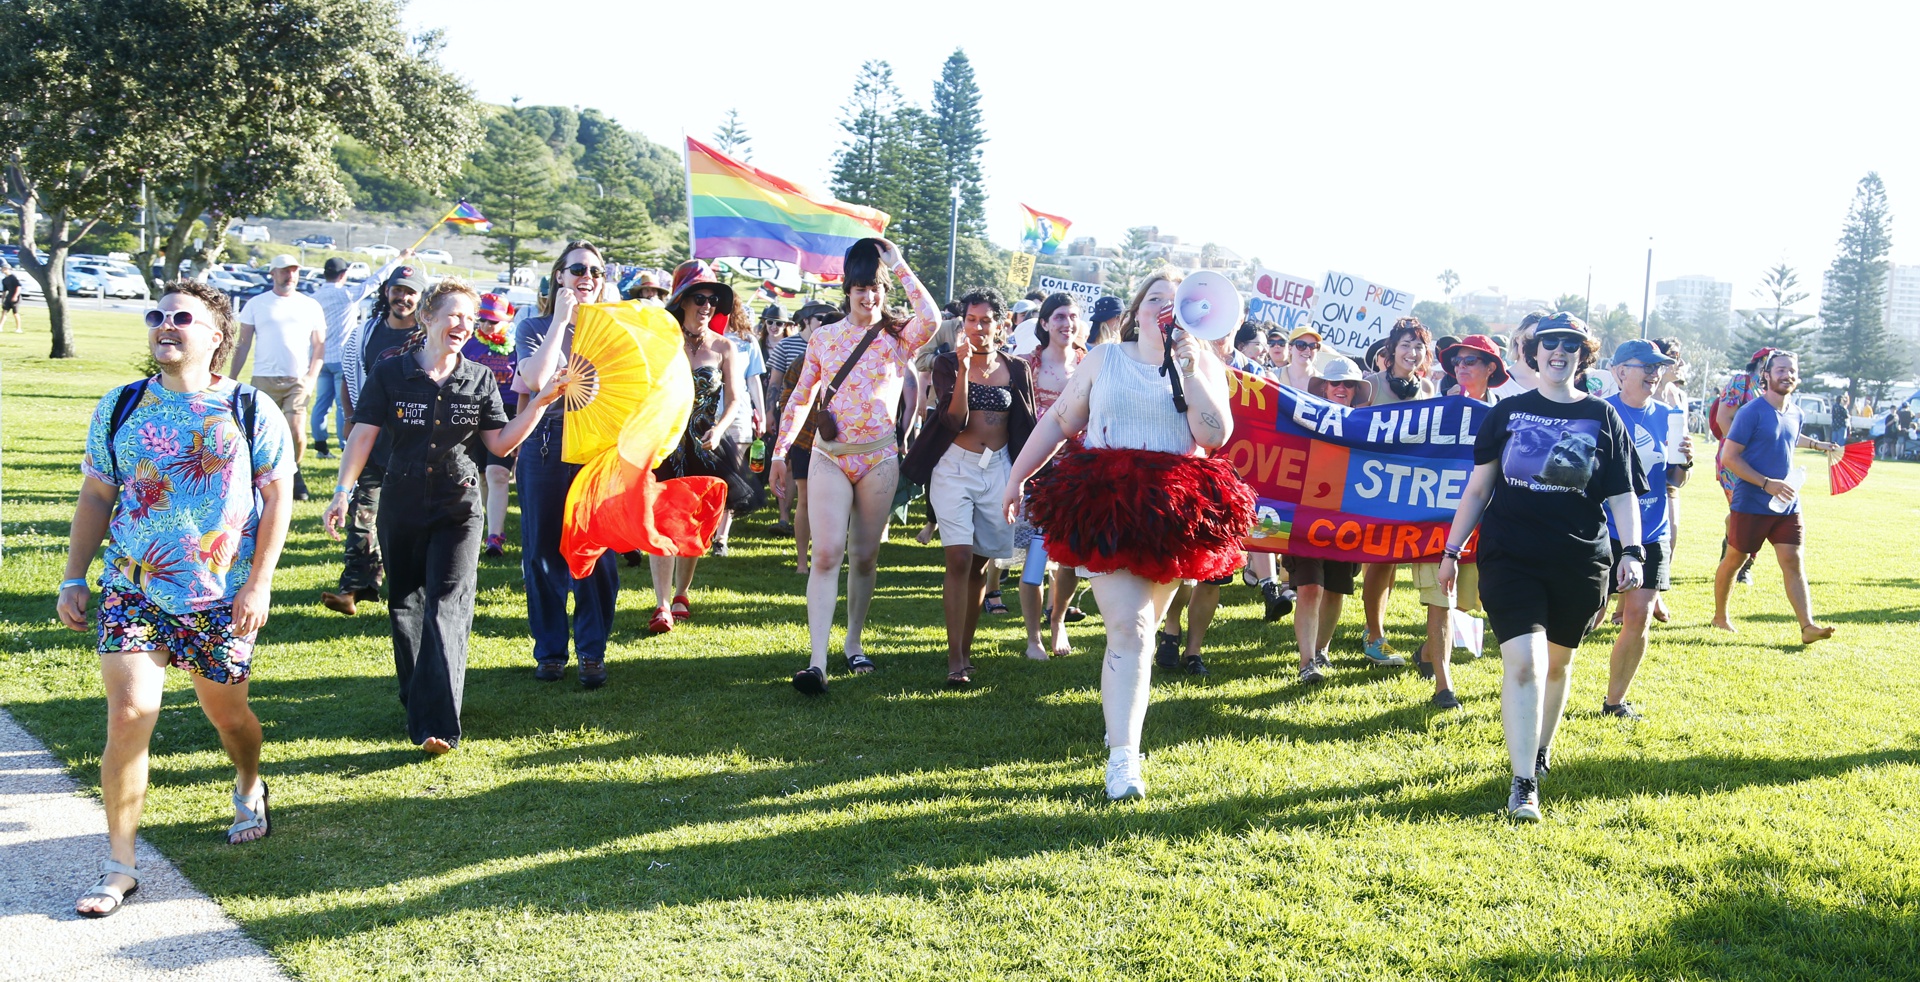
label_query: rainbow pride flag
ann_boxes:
[686,137,889,277]
[445,198,491,231]
[1021,204,1071,255]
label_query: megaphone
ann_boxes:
[1172,270,1244,341]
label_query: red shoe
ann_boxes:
[648,606,674,634]
[671,594,691,621]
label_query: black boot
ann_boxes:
[292,469,311,501]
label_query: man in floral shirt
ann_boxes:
[58,280,295,918]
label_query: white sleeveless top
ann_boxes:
[1084,346,1198,455]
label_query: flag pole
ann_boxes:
[682,133,696,262]
[406,202,462,253]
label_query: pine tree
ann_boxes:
[466,114,557,273]
[874,108,953,297]
[1729,263,1816,366]
[580,194,657,265]
[1819,172,1905,400]
[931,48,988,237]
[713,108,752,160]
[830,61,900,207]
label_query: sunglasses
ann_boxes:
[1537,335,1584,353]
[685,293,721,308]
[1291,340,1321,351]
[1452,355,1491,367]
[144,309,200,329]
[1325,380,1359,389]
[565,263,606,279]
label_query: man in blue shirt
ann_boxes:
[1602,340,1692,719]
[1711,350,1839,644]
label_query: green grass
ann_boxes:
[4,309,1920,980]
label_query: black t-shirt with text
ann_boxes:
[352,353,508,495]
[1473,389,1647,568]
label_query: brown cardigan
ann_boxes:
[901,351,1036,486]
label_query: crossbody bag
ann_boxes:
[793,324,884,453]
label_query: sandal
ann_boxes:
[227,780,271,844]
[76,859,139,918]
[982,591,1009,615]
[946,670,972,688]
[845,652,876,675]
[648,606,674,635]
[1064,606,1087,623]
[1154,631,1181,670]
[792,665,828,696]
[671,594,692,621]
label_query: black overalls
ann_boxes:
[352,353,508,747]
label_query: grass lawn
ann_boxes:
[4,307,1919,981]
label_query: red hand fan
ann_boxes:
[1826,441,1873,495]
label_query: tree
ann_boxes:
[930,49,988,238]
[1411,300,1454,335]
[1437,269,1460,298]
[1110,227,1164,298]
[713,109,752,161]
[1818,173,1905,400]
[873,108,953,298]
[1728,264,1814,366]
[829,61,900,207]
[1553,293,1586,316]
[579,194,657,266]
[467,113,558,273]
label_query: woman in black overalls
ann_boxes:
[323,279,568,753]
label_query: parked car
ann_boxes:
[345,261,371,281]
[417,248,454,265]
[204,269,261,297]
[235,224,272,243]
[67,262,150,299]
[218,262,269,285]
[363,243,400,259]
[291,234,335,249]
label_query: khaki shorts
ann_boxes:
[1413,560,1482,612]
[928,444,1013,560]
[252,374,310,421]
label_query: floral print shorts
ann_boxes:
[96,586,256,684]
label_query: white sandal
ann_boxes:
[76,859,139,918]
[227,781,272,844]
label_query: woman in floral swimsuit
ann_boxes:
[775,238,939,693]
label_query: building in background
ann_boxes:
[1883,263,1920,343]
[1654,274,1734,321]
[1451,288,1507,323]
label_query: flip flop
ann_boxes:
[75,859,139,918]
[946,670,972,688]
[791,665,828,696]
[227,780,271,845]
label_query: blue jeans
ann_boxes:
[518,417,619,666]
[310,362,346,443]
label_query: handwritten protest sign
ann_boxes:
[1245,268,1318,334]
[1224,369,1484,563]
[1008,253,1036,292]
[1036,274,1103,313]
[1309,271,1416,357]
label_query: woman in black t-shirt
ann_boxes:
[1437,314,1647,822]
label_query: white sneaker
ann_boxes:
[1507,776,1541,822]
[1105,750,1145,801]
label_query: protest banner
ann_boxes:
[1308,271,1416,357]
[1008,252,1036,292]
[1035,274,1103,313]
[1223,369,1484,563]
[1245,268,1318,334]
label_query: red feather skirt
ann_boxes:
[1026,447,1256,584]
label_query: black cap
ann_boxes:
[1090,295,1124,325]
[323,257,349,277]
[760,302,787,323]
[385,264,427,294]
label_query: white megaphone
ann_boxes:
[1172,270,1244,341]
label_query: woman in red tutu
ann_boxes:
[1003,273,1255,801]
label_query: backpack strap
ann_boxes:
[104,378,151,485]
[232,384,260,482]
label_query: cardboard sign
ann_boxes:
[1035,274,1103,313]
[1309,271,1416,357]
[1245,268,1318,334]
[1008,253,1036,292]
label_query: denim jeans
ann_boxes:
[310,362,347,443]
[518,416,618,666]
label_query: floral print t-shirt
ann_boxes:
[83,376,295,615]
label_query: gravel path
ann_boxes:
[0,707,290,981]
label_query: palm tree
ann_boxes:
[1437,269,1460,297]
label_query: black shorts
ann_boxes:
[1,297,17,313]
[1609,539,1671,594]
[786,446,811,481]
[1282,555,1359,595]
[1477,555,1607,649]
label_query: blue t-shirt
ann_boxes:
[1604,395,1684,543]
[1725,396,1803,515]
[84,377,296,614]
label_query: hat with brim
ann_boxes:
[1611,338,1675,370]
[270,254,300,271]
[1532,313,1591,341]
[476,293,512,324]
[1089,295,1124,326]
[666,260,734,330]
[623,269,668,300]
[1288,325,1323,344]
[1308,356,1373,406]
[1363,337,1390,371]
[1441,334,1510,387]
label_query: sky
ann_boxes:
[404,0,1913,313]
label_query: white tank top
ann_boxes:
[1085,346,1198,455]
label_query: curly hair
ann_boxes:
[160,280,237,371]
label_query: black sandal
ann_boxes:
[1155,631,1181,670]
[982,591,1010,615]
[945,670,972,688]
[845,652,876,675]
[791,666,828,696]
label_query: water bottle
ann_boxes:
[749,437,766,473]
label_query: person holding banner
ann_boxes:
[1005,273,1254,800]
[1288,357,1373,684]
[1437,314,1648,822]
[1358,317,1436,668]
[776,238,941,695]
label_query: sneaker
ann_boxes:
[710,538,729,557]
[1602,701,1644,720]
[1430,688,1462,710]
[1736,555,1754,584]
[1105,750,1145,801]
[1416,655,1435,680]
[1313,648,1331,670]
[484,533,506,558]
[292,469,311,501]
[533,661,565,683]
[1154,632,1181,670]
[1298,664,1325,685]
[1535,745,1553,775]
[579,661,608,690]
[1362,637,1407,667]
[1507,776,1541,821]
[315,438,335,460]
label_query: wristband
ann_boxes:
[1621,545,1647,563]
[334,484,352,496]
[1442,544,1463,560]
[59,577,89,593]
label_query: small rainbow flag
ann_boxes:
[686,137,889,278]
[1020,204,1071,256]
[444,198,492,232]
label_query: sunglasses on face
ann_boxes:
[1291,340,1320,352]
[684,293,725,308]
[1326,380,1359,389]
[565,263,606,279]
[144,309,199,329]
[1453,355,1490,367]
[1537,335,1583,353]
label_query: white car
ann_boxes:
[67,263,149,299]
[235,224,272,243]
[363,244,399,259]
[345,261,371,281]
[417,249,454,265]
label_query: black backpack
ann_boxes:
[105,377,260,484]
